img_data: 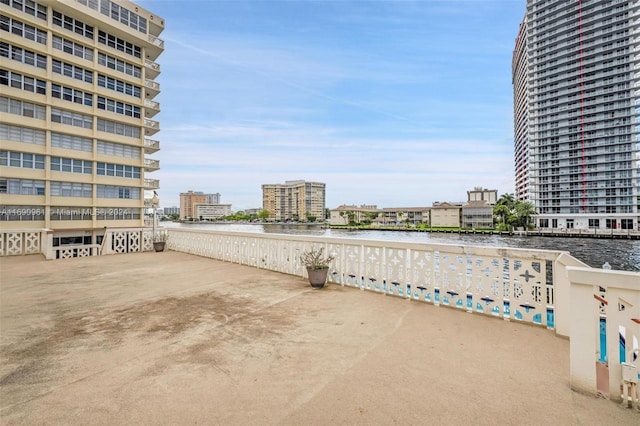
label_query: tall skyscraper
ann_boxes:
[1,0,163,242]
[262,180,326,221]
[513,0,639,231]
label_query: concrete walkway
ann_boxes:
[0,251,638,425]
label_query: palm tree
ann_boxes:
[515,202,537,228]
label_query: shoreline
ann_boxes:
[327,225,640,240]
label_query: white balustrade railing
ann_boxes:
[167,228,569,328]
[0,229,44,256]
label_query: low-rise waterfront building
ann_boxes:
[193,203,232,220]
[330,204,379,225]
[461,201,494,229]
[379,207,430,226]
[430,202,461,228]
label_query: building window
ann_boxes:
[52,10,94,39]
[50,181,92,197]
[51,133,93,152]
[52,59,93,83]
[97,30,141,58]
[0,178,45,195]
[620,219,633,229]
[0,205,45,221]
[0,151,45,169]
[0,15,47,44]
[50,157,92,174]
[0,123,45,145]
[2,0,47,20]
[76,0,147,33]
[96,162,140,178]
[51,108,93,129]
[95,206,141,220]
[97,118,140,138]
[97,96,140,118]
[51,84,93,106]
[52,35,94,61]
[97,74,140,98]
[96,185,139,199]
[0,42,47,69]
[0,96,45,119]
[97,140,140,158]
[0,69,46,94]
[97,53,141,78]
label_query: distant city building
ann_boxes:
[380,207,430,225]
[429,202,461,228]
[179,191,206,220]
[467,187,498,205]
[164,206,180,216]
[330,205,379,225]
[432,201,465,207]
[179,190,223,220]
[194,203,232,220]
[513,1,639,231]
[0,0,164,243]
[461,201,494,229]
[243,208,262,216]
[204,193,220,204]
[262,180,325,221]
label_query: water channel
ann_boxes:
[165,222,640,272]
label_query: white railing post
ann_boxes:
[42,229,54,260]
[554,252,590,338]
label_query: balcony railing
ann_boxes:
[148,34,164,49]
[144,158,160,171]
[144,99,160,111]
[144,178,159,190]
[144,118,159,129]
[145,59,160,72]
[145,79,160,90]
[144,138,160,153]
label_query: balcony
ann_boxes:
[144,138,160,154]
[144,58,161,79]
[144,79,160,99]
[1,233,638,424]
[146,34,164,61]
[143,158,160,171]
[144,118,159,136]
[144,99,160,118]
[143,178,159,190]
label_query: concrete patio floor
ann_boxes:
[0,251,638,425]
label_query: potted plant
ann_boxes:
[299,247,334,288]
[153,230,168,252]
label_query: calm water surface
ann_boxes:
[165,222,640,272]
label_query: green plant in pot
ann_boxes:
[153,230,168,252]
[300,247,334,288]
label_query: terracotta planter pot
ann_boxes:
[306,267,329,288]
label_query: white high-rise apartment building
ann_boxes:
[513,0,639,231]
[1,0,163,244]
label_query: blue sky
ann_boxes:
[137,0,526,210]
